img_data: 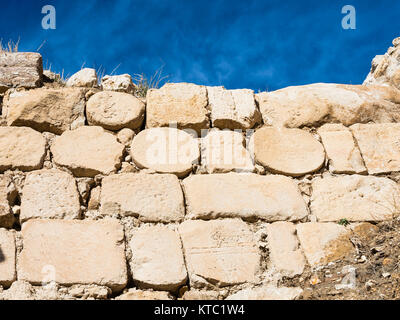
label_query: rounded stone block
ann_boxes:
[131,127,200,178]
[87,91,145,131]
[253,127,325,176]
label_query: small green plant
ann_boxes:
[133,65,168,98]
[0,38,20,53]
[338,218,350,227]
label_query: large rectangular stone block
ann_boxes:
[146,83,210,133]
[129,225,187,291]
[18,219,128,292]
[296,223,354,267]
[351,123,400,174]
[0,127,46,172]
[182,173,308,221]
[5,88,86,134]
[20,170,81,223]
[311,175,399,222]
[318,124,366,174]
[207,86,261,130]
[179,219,260,288]
[0,52,43,93]
[100,173,185,222]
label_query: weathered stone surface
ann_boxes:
[130,225,187,291]
[182,290,220,300]
[100,173,185,222]
[318,124,366,174]
[226,286,303,300]
[0,127,46,172]
[88,186,101,210]
[179,219,260,287]
[117,128,135,146]
[296,223,354,267]
[311,175,399,222]
[350,123,400,174]
[87,91,145,131]
[266,222,306,277]
[20,170,81,223]
[146,83,210,133]
[19,219,128,292]
[252,127,325,177]
[256,83,400,128]
[131,128,200,178]
[0,281,35,300]
[207,86,261,130]
[115,289,173,300]
[201,130,254,173]
[364,37,400,90]
[66,68,97,88]
[5,88,86,134]
[182,173,308,221]
[0,229,16,287]
[101,74,135,94]
[51,126,124,177]
[0,176,16,228]
[0,52,43,93]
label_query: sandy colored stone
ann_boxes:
[5,88,87,134]
[201,130,254,173]
[51,126,124,177]
[19,219,128,292]
[66,68,97,88]
[87,91,145,131]
[364,37,400,90]
[179,219,260,287]
[88,186,101,210]
[256,83,400,128]
[296,223,354,267]
[226,286,303,300]
[183,173,308,221]
[207,86,261,130]
[0,176,16,228]
[0,281,35,300]
[182,290,220,300]
[131,127,200,178]
[350,123,400,174]
[252,127,325,177]
[0,229,16,287]
[311,175,399,222]
[20,170,81,223]
[0,127,46,172]
[0,52,43,93]
[117,128,135,146]
[318,124,366,174]
[101,173,184,222]
[146,83,209,133]
[130,225,187,291]
[115,289,173,300]
[266,222,306,277]
[101,74,135,94]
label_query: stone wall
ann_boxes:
[0,37,400,300]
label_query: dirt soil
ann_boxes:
[280,218,400,300]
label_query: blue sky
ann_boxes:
[1,0,399,91]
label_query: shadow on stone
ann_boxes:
[0,246,5,263]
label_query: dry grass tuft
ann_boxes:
[133,65,168,98]
[0,38,20,53]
